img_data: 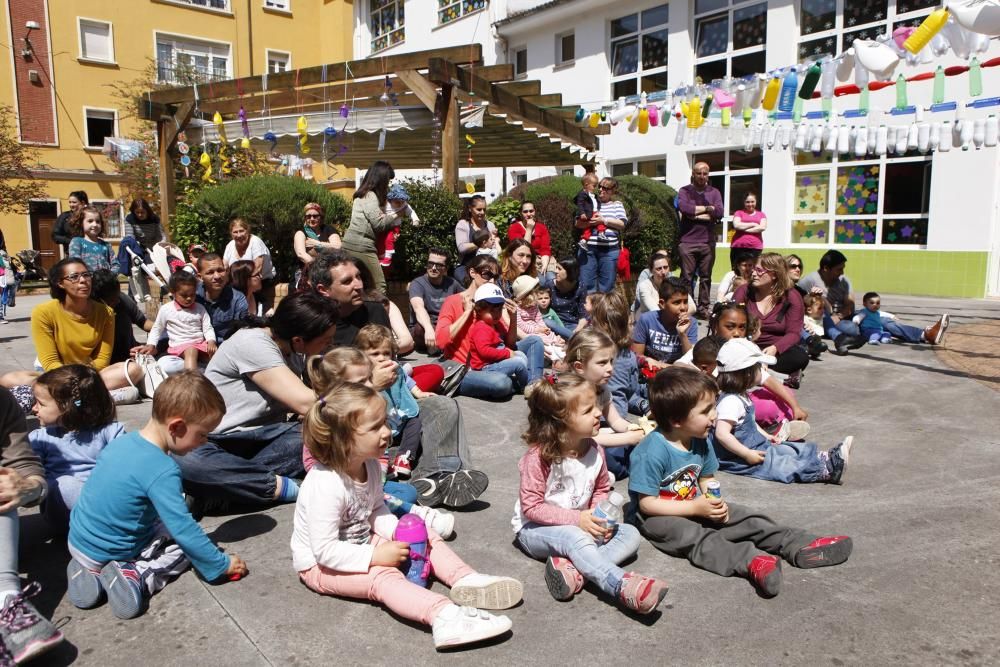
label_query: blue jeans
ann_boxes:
[483,351,529,391]
[174,421,306,506]
[882,319,924,344]
[516,336,545,384]
[516,521,642,597]
[823,314,860,340]
[41,475,86,532]
[546,319,576,341]
[577,245,620,294]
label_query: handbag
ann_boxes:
[436,356,470,398]
[616,243,631,282]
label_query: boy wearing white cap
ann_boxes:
[714,338,855,485]
[467,284,530,391]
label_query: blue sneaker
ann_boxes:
[100,561,145,619]
[66,559,104,609]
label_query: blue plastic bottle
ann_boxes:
[778,69,798,113]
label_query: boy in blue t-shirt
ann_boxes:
[67,372,248,619]
[632,277,698,367]
[628,367,853,598]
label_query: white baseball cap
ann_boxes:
[716,338,776,372]
[473,283,506,305]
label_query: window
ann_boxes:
[791,151,931,245]
[691,149,763,243]
[438,0,487,25]
[610,5,668,100]
[559,167,576,177]
[165,0,230,10]
[512,47,527,78]
[511,170,528,187]
[370,0,404,52]
[84,109,116,149]
[693,0,767,84]
[609,158,667,182]
[78,19,114,63]
[266,50,291,74]
[155,34,231,84]
[264,0,289,9]
[798,0,937,62]
[92,200,124,239]
[556,32,575,66]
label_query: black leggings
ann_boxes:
[771,344,810,375]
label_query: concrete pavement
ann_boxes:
[3,292,1000,666]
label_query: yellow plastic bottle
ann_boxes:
[638,108,650,133]
[903,8,949,55]
[687,96,702,128]
[761,77,781,111]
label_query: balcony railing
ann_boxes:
[164,0,230,10]
[156,63,229,85]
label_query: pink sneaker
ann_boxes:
[544,557,584,601]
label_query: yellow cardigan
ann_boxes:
[31,299,115,371]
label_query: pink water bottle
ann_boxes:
[393,513,431,587]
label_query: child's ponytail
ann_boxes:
[522,373,594,463]
[35,364,115,432]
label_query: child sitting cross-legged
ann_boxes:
[292,383,522,650]
[631,276,698,371]
[511,275,565,362]
[66,372,248,619]
[468,283,530,391]
[513,374,667,614]
[628,366,853,598]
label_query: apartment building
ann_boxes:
[354,1,1000,298]
[1,0,352,270]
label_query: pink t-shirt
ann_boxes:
[731,210,766,249]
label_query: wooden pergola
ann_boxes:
[139,45,608,224]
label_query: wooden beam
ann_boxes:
[439,84,459,193]
[459,64,514,83]
[199,78,414,117]
[522,94,563,108]
[496,81,541,97]
[148,45,484,104]
[156,101,195,231]
[394,70,439,111]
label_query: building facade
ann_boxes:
[355,0,1000,298]
[1,0,352,271]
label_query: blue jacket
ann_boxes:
[608,348,649,417]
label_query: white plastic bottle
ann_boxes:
[592,491,626,544]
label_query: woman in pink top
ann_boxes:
[730,192,767,268]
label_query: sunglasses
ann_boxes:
[788,263,802,270]
[476,269,496,280]
[598,185,614,191]
[426,261,446,269]
[304,213,322,219]
[62,271,93,283]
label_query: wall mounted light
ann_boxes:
[21,20,39,58]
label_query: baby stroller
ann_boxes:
[119,238,189,303]
[12,249,46,281]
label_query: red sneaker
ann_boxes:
[793,536,853,569]
[747,555,782,598]
[544,557,584,601]
[391,453,413,479]
[618,572,669,614]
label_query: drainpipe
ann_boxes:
[246,0,255,75]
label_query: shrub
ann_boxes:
[391,178,463,279]
[485,197,523,241]
[507,174,679,271]
[170,174,351,281]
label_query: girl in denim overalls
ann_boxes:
[711,338,855,485]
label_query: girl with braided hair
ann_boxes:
[28,364,124,531]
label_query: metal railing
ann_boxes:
[155,63,229,85]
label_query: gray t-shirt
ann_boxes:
[797,271,853,316]
[205,327,304,434]
[408,274,461,327]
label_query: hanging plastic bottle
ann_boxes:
[939,121,953,152]
[799,63,822,100]
[810,124,824,152]
[749,75,766,108]
[929,122,942,151]
[575,108,586,123]
[687,96,703,129]
[917,122,930,152]
[826,125,839,153]
[933,66,945,104]
[838,125,851,154]
[984,116,998,147]
[743,106,753,127]
[793,97,804,123]
[721,107,731,127]
[903,8,950,55]
[795,122,808,150]
[876,125,889,155]
[589,112,600,128]
[867,124,878,154]
[821,59,836,99]
[859,83,870,115]
[907,122,919,151]
[638,107,650,134]
[895,75,908,110]
[960,119,974,150]
[778,69,798,112]
[973,118,986,149]
[854,125,868,157]
[703,94,714,118]
[649,104,659,127]
[969,57,982,97]
[761,76,781,111]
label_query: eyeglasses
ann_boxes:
[426,261,446,269]
[751,266,773,275]
[787,263,802,270]
[304,213,322,219]
[62,271,93,283]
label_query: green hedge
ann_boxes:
[391,178,464,279]
[170,175,351,281]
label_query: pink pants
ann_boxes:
[299,532,474,626]
[750,387,794,426]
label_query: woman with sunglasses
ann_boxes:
[434,255,544,399]
[506,201,552,277]
[732,252,810,387]
[293,202,341,290]
[577,178,627,294]
[785,254,806,295]
[0,258,146,406]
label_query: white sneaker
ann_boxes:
[134,354,168,398]
[431,605,511,650]
[418,507,455,540]
[450,573,522,610]
[786,420,811,442]
[110,386,141,405]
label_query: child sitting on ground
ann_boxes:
[468,283,530,392]
[713,338,855,485]
[68,207,117,274]
[29,365,125,531]
[851,292,950,347]
[536,285,572,340]
[801,293,829,359]
[513,374,667,614]
[511,275,565,362]
[292,382,521,650]
[628,366,854,598]
[632,277,697,369]
[472,228,500,260]
[376,183,420,267]
[142,271,216,371]
[574,173,605,242]
[67,372,248,619]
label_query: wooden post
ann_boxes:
[439,84,459,193]
[157,118,176,235]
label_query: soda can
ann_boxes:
[705,480,722,499]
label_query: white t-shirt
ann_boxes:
[224,235,275,280]
[716,393,751,426]
[511,443,603,532]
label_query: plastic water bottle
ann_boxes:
[394,513,431,587]
[778,69,798,113]
[592,491,626,544]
